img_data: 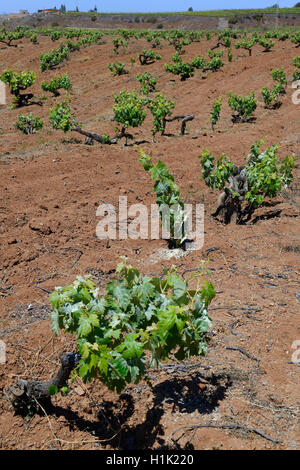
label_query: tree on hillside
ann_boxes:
[188,7,193,11]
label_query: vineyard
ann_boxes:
[0,24,299,451]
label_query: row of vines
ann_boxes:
[1,24,296,409]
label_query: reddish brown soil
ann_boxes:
[0,33,299,450]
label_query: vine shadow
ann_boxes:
[94,371,231,449]
[40,392,136,447]
[250,209,282,224]
[21,371,231,450]
[237,201,282,225]
[134,140,151,145]
[117,371,232,450]
[231,115,257,124]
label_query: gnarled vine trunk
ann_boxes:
[138,54,155,65]
[163,114,195,135]
[11,91,34,107]
[212,165,248,224]
[71,126,129,145]
[7,352,80,409]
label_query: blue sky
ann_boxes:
[0,1,296,15]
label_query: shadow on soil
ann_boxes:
[31,371,232,450]
[250,209,282,224]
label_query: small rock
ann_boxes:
[74,386,85,396]
[268,393,283,405]
[29,221,53,235]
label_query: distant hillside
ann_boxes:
[2,9,300,30]
[66,7,300,17]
